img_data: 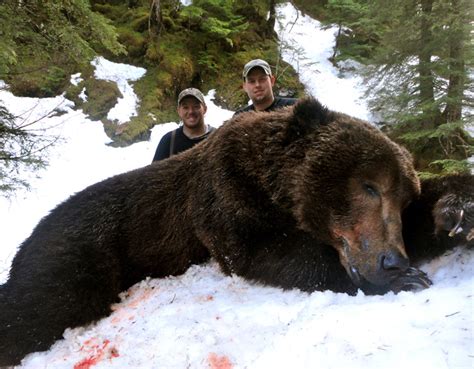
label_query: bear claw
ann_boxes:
[467,229,474,242]
[448,209,464,237]
[389,267,432,293]
[434,195,474,245]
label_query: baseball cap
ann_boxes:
[177,88,206,105]
[242,59,272,79]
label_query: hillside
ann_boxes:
[1,0,306,146]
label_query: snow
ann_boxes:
[276,3,370,121]
[91,56,146,123]
[0,2,472,368]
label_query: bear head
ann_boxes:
[289,98,421,288]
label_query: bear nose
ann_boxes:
[380,250,409,272]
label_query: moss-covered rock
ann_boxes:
[117,27,147,60]
[82,79,123,121]
[103,115,152,147]
[7,50,77,98]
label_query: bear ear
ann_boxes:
[290,97,333,136]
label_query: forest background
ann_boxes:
[0,0,473,195]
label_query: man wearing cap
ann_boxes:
[152,88,215,162]
[234,59,297,116]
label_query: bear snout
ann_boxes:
[379,250,409,274]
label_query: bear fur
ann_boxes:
[0,98,473,366]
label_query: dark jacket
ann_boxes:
[233,97,297,116]
[152,125,215,162]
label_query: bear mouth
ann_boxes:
[340,237,363,286]
[347,264,362,286]
[340,237,397,288]
[340,237,409,288]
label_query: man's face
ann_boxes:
[177,96,207,129]
[243,67,275,104]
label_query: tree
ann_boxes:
[0,0,127,194]
[0,0,126,94]
[324,0,473,174]
[0,103,60,196]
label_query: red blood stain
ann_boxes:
[74,356,98,369]
[74,339,119,369]
[208,353,233,369]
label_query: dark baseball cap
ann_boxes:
[177,88,206,105]
[242,59,272,78]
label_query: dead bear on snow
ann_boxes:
[0,98,473,366]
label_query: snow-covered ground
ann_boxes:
[0,2,472,368]
[276,4,370,121]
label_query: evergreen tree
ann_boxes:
[0,0,126,194]
[325,0,473,174]
[0,104,57,196]
[0,0,126,95]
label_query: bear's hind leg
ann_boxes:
[0,240,122,366]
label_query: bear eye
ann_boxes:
[363,183,379,197]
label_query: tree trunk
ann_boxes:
[442,0,465,123]
[417,0,438,128]
[266,0,277,38]
[149,0,162,36]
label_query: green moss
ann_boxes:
[104,116,149,147]
[130,12,149,33]
[117,27,147,59]
[161,9,180,31]
[106,66,180,145]
[64,63,95,107]
[64,83,84,107]
[145,42,161,63]
[42,67,68,96]
[135,67,176,109]
[91,3,129,20]
[6,0,305,145]
[82,79,122,121]
[7,50,78,97]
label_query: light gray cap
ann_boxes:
[177,88,206,105]
[242,59,272,78]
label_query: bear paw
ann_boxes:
[433,194,474,246]
[389,267,432,293]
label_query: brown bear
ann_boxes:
[0,98,472,366]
